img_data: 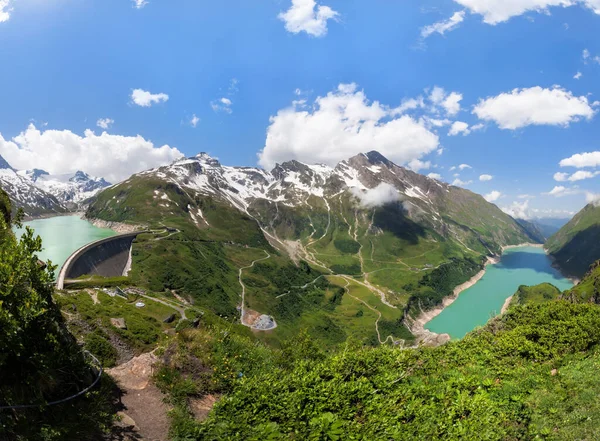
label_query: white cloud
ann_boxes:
[545,185,581,197]
[428,173,443,180]
[448,121,470,136]
[258,83,440,169]
[518,194,535,199]
[211,97,233,114]
[568,170,600,181]
[583,48,591,62]
[554,172,569,181]
[458,163,472,170]
[131,89,169,107]
[407,159,431,172]
[0,0,12,22]
[449,166,456,171]
[560,151,600,168]
[443,92,463,116]
[586,192,600,206]
[190,114,200,128]
[132,0,148,9]
[502,200,530,219]
[278,0,339,37]
[574,72,583,80]
[229,78,239,94]
[429,87,463,116]
[484,190,502,202]
[452,0,600,25]
[421,11,466,39]
[473,86,596,130]
[0,124,183,183]
[351,183,401,208]
[96,118,114,130]
[479,174,493,181]
[452,178,472,187]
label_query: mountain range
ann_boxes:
[86,150,540,344]
[0,154,111,216]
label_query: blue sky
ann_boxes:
[0,0,600,219]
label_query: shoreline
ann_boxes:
[83,216,145,234]
[500,295,514,314]
[409,242,545,344]
[408,255,500,345]
[23,211,84,222]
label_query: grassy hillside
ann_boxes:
[150,299,600,440]
[546,203,600,278]
[510,283,562,307]
[0,189,116,441]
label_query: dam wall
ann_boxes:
[57,232,142,289]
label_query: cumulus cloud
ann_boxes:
[484,190,502,202]
[351,183,401,208]
[278,0,339,37]
[258,83,440,169]
[211,97,233,114]
[429,87,463,116]
[545,185,580,197]
[0,0,12,22]
[448,121,470,136]
[458,163,472,170]
[0,124,183,183]
[479,174,493,181]
[560,151,600,168]
[502,200,530,219]
[473,86,596,130]
[421,11,466,39]
[574,72,583,80]
[427,173,443,180]
[452,0,600,25]
[586,192,600,206]
[452,178,472,187]
[407,159,431,172]
[190,114,200,128]
[96,118,114,130]
[554,172,569,181]
[132,0,148,9]
[131,89,169,107]
[566,170,600,181]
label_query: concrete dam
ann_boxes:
[57,232,142,289]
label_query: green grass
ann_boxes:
[511,283,562,307]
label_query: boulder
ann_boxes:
[111,317,127,329]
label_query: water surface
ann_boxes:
[13,215,116,269]
[425,246,573,339]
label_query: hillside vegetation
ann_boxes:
[546,203,600,278]
[85,152,536,346]
[0,189,116,441]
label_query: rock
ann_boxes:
[111,318,127,329]
[163,313,176,324]
[551,369,558,376]
[192,317,201,328]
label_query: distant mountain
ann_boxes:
[546,203,600,279]
[515,218,563,243]
[0,155,65,218]
[18,169,111,207]
[87,150,536,345]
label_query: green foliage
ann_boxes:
[84,330,118,367]
[0,199,116,440]
[174,301,600,440]
[406,257,482,316]
[546,203,600,278]
[512,283,562,307]
[333,239,361,254]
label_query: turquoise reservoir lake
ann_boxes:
[425,246,573,339]
[13,215,116,269]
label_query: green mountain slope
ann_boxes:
[546,203,600,278]
[85,151,535,346]
[0,189,115,441]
